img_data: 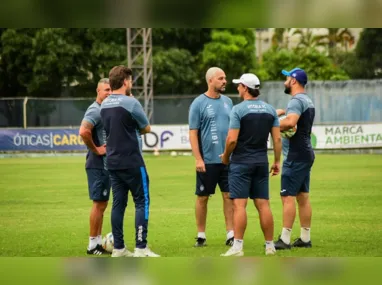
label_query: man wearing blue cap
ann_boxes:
[274,68,315,250]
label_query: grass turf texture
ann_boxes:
[0,154,381,257]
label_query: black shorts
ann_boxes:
[281,160,314,196]
[86,168,111,201]
[229,163,269,200]
[195,164,229,196]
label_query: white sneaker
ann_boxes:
[111,248,133,257]
[265,247,276,256]
[133,247,160,257]
[220,246,244,257]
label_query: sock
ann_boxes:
[88,237,98,250]
[265,241,275,250]
[197,232,206,239]
[97,235,102,245]
[301,227,310,242]
[281,228,292,244]
[233,239,243,250]
[226,230,234,240]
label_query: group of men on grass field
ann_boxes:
[79,65,315,257]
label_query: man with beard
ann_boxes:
[188,67,234,247]
[274,68,315,250]
[220,73,281,256]
[100,65,159,257]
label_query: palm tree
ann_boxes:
[326,28,355,54]
[271,28,293,49]
[292,28,327,51]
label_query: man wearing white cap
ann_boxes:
[220,73,282,256]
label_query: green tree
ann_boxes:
[153,28,212,56]
[353,28,382,78]
[325,28,355,55]
[0,28,127,125]
[153,48,199,95]
[260,47,349,81]
[199,29,255,93]
[271,28,293,49]
[292,29,327,51]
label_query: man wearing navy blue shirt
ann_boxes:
[79,78,111,255]
[220,73,281,256]
[274,68,315,250]
[188,67,234,247]
[100,65,159,257]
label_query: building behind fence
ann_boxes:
[1,80,382,128]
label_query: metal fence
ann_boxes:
[1,80,382,128]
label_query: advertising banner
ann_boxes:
[1,123,381,151]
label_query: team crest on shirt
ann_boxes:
[224,103,229,109]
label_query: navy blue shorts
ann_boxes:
[281,160,314,196]
[229,163,269,200]
[86,168,111,201]
[195,164,229,196]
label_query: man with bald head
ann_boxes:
[79,78,111,255]
[188,67,234,247]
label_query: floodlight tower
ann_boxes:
[127,28,154,122]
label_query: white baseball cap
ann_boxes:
[232,73,260,89]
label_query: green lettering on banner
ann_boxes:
[334,136,343,144]
[320,127,382,148]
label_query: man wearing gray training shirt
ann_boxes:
[188,67,234,247]
[79,78,111,256]
[274,68,315,251]
[220,73,281,257]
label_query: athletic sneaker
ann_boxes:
[194,237,207,247]
[220,246,244,257]
[87,244,110,255]
[133,247,160,257]
[265,247,276,255]
[292,238,312,248]
[274,236,292,250]
[225,237,234,246]
[111,248,134,257]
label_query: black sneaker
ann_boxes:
[274,236,292,250]
[225,237,234,246]
[292,238,312,248]
[87,244,111,255]
[194,237,207,247]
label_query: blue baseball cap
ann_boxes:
[282,68,308,86]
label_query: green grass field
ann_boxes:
[0,154,381,257]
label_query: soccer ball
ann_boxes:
[102,232,114,253]
[279,115,297,138]
[170,151,177,157]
